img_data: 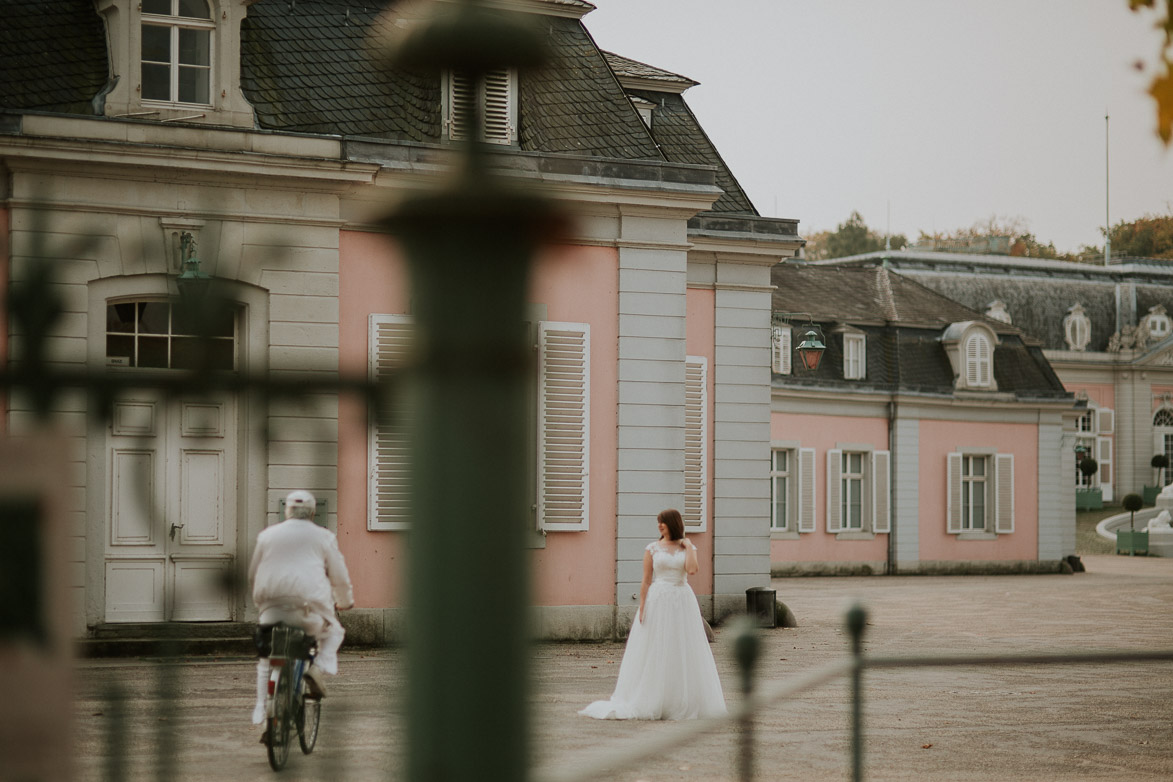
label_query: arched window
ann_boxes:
[1154,409,1173,427]
[964,332,992,387]
[1146,306,1172,340]
[106,299,236,370]
[141,0,213,104]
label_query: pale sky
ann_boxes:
[584,0,1173,254]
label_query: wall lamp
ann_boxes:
[775,312,827,372]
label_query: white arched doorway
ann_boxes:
[1153,408,1173,488]
[85,275,268,624]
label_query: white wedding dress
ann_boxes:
[579,541,727,720]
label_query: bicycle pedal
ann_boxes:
[259,730,270,745]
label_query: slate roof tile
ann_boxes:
[772,264,1069,398]
[0,0,107,115]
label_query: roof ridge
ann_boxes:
[876,265,899,322]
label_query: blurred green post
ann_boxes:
[382,2,559,780]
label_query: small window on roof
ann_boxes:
[1064,304,1091,351]
[444,69,517,145]
[964,332,993,387]
[1145,305,1171,341]
[141,0,213,105]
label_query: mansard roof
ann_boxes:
[0,0,107,115]
[772,264,1069,399]
[0,0,760,217]
[820,250,1173,354]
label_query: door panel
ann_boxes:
[105,394,236,622]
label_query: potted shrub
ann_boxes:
[1117,493,1149,556]
[1145,454,1170,505]
[1075,457,1102,511]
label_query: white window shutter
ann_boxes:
[1096,407,1115,435]
[798,447,816,532]
[995,453,1014,533]
[826,449,843,533]
[772,327,792,375]
[368,314,415,531]
[482,68,514,144]
[683,357,708,532]
[872,450,891,533]
[1096,436,1112,486]
[446,70,474,141]
[947,452,963,533]
[537,322,590,531]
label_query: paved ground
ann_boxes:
[70,554,1173,781]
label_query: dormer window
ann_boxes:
[833,325,866,380]
[941,321,999,391]
[964,333,992,386]
[141,0,212,105]
[843,333,865,379]
[95,0,254,127]
[771,326,792,375]
[629,96,655,129]
[1064,304,1092,351]
[444,69,517,145]
[1145,305,1171,340]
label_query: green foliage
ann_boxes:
[1128,0,1173,144]
[804,211,907,260]
[1123,492,1145,513]
[1152,454,1170,469]
[1078,211,1173,261]
[916,216,1075,260]
[1078,457,1099,477]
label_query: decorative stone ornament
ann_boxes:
[1063,303,1091,351]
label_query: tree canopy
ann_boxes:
[1130,0,1173,144]
[802,211,907,260]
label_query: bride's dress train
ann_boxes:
[579,542,726,720]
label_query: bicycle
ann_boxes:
[257,623,321,771]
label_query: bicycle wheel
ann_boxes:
[266,667,292,771]
[297,688,320,754]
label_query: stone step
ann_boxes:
[79,622,256,658]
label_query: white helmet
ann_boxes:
[284,490,317,520]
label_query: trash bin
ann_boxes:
[745,586,776,628]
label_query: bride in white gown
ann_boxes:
[579,509,726,721]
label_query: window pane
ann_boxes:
[107,303,136,333]
[178,66,209,104]
[138,302,170,334]
[973,457,985,477]
[138,336,169,368]
[106,335,134,363]
[179,28,210,66]
[141,24,170,62]
[773,450,787,471]
[178,0,211,19]
[142,0,171,16]
[141,63,170,101]
[972,488,985,529]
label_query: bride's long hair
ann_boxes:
[657,509,684,541]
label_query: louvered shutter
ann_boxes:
[947,452,963,533]
[772,327,792,375]
[481,69,514,144]
[826,449,843,532]
[368,314,415,530]
[683,357,708,532]
[446,71,475,141]
[995,453,1014,533]
[1096,407,1114,435]
[1096,436,1112,487]
[446,69,513,144]
[872,450,891,533]
[798,447,816,532]
[537,322,590,531]
[965,335,990,386]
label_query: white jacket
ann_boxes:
[249,519,354,616]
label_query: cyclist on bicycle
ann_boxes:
[248,490,354,725]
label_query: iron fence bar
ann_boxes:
[847,604,866,782]
[532,656,856,782]
[862,649,1173,669]
[533,639,1173,782]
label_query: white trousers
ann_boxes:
[252,605,345,723]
